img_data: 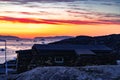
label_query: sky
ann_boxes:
[0,0,120,38]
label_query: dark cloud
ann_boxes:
[0,0,75,3]
[2,11,57,16]
[98,19,120,24]
[103,14,120,18]
[67,10,120,21]
[1,0,120,4]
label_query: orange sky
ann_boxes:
[0,21,119,38]
[0,0,120,38]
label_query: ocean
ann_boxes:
[0,39,59,64]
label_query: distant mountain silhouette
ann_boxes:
[0,35,73,41]
[0,35,20,40]
[34,36,73,40]
[51,34,120,58]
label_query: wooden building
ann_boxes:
[16,44,116,73]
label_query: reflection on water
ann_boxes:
[0,40,58,64]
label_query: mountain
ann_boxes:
[51,34,120,58]
[51,34,120,45]
[0,35,20,40]
[34,36,73,41]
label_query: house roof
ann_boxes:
[32,44,112,51]
[16,49,32,54]
[16,44,112,56]
[35,49,76,56]
[75,49,95,55]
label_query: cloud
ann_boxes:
[0,16,58,24]
[3,11,57,16]
[67,10,90,15]
[0,0,75,3]
[67,10,120,21]
[98,19,120,24]
[0,16,120,25]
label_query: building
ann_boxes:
[0,60,17,74]
[16,44,116,73]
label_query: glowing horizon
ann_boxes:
[0,0,120,38]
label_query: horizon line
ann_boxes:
[0,33,120,39]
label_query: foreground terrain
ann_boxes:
[1,65,120,80]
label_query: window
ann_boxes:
[54,57,64,63]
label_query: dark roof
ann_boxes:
[16,44,112,56]
[35,49,76,56]
[16,49,32,54]
[32,44,112,51]
[75,49,95,55]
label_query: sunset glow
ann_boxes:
[0,0,120,38]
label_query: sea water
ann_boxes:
[0,39,59,64]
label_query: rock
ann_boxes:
[8,65,120,80]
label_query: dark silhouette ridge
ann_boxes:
[51,34,120,59]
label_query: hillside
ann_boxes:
[6,65,120,80]
[51,34,120,58]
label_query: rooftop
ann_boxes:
[32,44,112,51]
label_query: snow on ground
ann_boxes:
[4,65,120,80]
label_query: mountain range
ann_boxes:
[0,35,72,41]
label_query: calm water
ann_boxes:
[0,39,59,64]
